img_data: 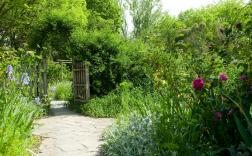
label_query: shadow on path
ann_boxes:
[48,101,75,116]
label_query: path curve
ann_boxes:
[33,101,113,156]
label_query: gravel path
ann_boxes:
[33,101,113,156]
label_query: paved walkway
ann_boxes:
[33,101,113,156]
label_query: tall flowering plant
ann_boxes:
[192,66,252,151]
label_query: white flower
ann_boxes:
[34,97,40,105]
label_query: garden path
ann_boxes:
[33,101,113,156]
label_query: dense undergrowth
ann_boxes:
[78,1,252,154]
[84,56,252,155]
[0,85,41,156]
[0,47,45,155]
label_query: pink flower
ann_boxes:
[214,111,222,121]
[193,78,204,90]
[219,73,228,81]
[240,75,248,81]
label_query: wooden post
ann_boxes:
[29,64,33,97]
[60,60,63,81]
[39,62,43,98]
[72,57,76,103]
[42,52,48,96]
[34,63,38,97]
[85,62,90,99]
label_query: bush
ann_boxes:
[54,81,73,101]
[81,92,121,117]
[70,30,150,96]
[102,113,161,156]
[80,81,153,118]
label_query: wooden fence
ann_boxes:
[27,57,90,103]
[20,55,47,99]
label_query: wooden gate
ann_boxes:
[72,60,90,102]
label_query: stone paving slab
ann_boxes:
[33,101,113,156]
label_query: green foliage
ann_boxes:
[81,92,121,118]
[98,84,197,155]
[80,83,134,118]
[116,39,152,86]
[86,0,122,31]
[126,0,162,38]
[53,81,72,101]
[2,0,252,155]
[71,29,150,95]
[98,45,251,155]
[47,61,71,83]
[0,0,38,47]
[0,88,40,156]
[29,0,88,59]
[71,29,122,95]
[0,47,18,78]
[145,15,183,51]
[103,114,161,156]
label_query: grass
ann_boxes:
[49,81,73,101]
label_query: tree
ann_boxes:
[126,0,161,38]
[85,0,122,31]
[118,0,128,37]
[29,0,88,59]
[0,0,38,48]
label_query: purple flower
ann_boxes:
[193,78,204,90]
[214,111,222,121]
[219,73,228,81]
[240,75,248,81]
[6,65,13,74]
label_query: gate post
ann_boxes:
[85,62,90,99]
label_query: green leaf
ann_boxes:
[234,114,252,146]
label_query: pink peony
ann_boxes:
[219,73,228,81]
[240,75,248,81]
[214,111,222,121]
[193,78,204,90]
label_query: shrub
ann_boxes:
[102,113,161,156]
[81,92,121,117]
[70,30,150,96]
[54,81,73,101]
[80,82,153,118]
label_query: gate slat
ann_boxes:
[73,59,90,102]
